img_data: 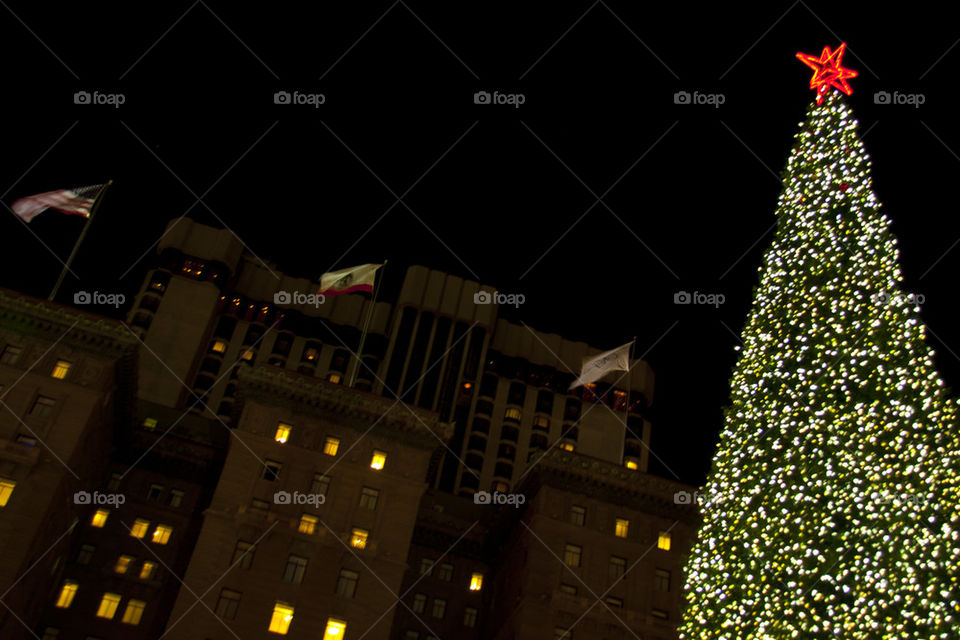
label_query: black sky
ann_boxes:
[2,1,959,486]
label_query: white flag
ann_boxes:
[569,341,633,390]
[318,263,382,296]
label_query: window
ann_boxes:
[412,593,427,613]
[41,629,59,640]
[233,541,255,569]
[0,478,15,507]
[419,559,433,575]
[76,544,96,565]
[323,437,340,456]
[107,472,122,490]
[147,484,164,501]
[55,581,78,608]
[658,531,672,551]
[615,518,629,538]
[609,556,627,580]
[168,489,184,507]
[139,561,156,580]
[652,608,668,620]
[298,514,318,535]
[336,569,358,598]
[431,598,446,619]
[152,524,173,544]
[121,599,146,625]
[114,555,134,574]
[469,572,483,591]
[324,619,347,639]
[262,460,282,481]
[504,407,521,421]
[1,345,22,364]
[569,505,585,526]
[268,602,294,634]
[30,395,56,418]
[51,360,71,379]
[559,583,577,595]
[624,457,639,470]
[91,509,109,528]
[350,528,369,549]
[283,555,308,584]
[211,340,228,353]
[359,487,379,510]
[15,434,35,447]
[463,607,477,627]
[370,450,386,470]
[142,417,157,431]
[654,568,671,592]
[605,596,623,608]
[327,373,342,384]
[251,498,270,510]
[274,422,292,444]
[559,440,575,452]
[403,632,419,640]
[215,589,241,620]
[437,563,453,581]
[95,593,122,619]
[554,628,572,640]
[564,544,582,568]
[311,474,330,496]
[532,415,549,430]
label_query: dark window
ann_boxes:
[419,559,433,575]
[570,505,585,526]
[507,382,526,406]
[467,434,487,452]
[384,308,417,396]
[30,396,56,418]
[336,569,358,597]
[494,462,513,478]
[412,593,427,613]
[559,583,577,595]
[463,607,477,627]
[605,596,623,607]
[282,555,308,584]
[401,312,434,399]
[329,349,350,373]
[536,389,554,413]
[431,598,446,619]
[479,373,498,399]
[215,589,241,619]
[564,398,581,421]
[168,490,184,508]
[436,563,453,581]
[76,544,96,565]
[497,443,516,460]
[652,608,668,620]
[1,345,23,365]
[232,541,255,569]
[564,544,582,567]
[609,556,626,579]
[471,417,490,434]
[311,474,330,496]
[359,487,379,510]
[654,568,671,592]
[262,461,281,481]
[147,484,163,501]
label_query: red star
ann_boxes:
[796,43,858,104]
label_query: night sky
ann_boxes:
[2,2,959,487]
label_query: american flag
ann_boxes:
[10,184,106,223]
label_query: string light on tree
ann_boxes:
[678,44,960,638]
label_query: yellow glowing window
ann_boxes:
[323,437,340,456]
[142,417,158,430]
[55,581,78,608]
[96,592,122,619]
[91,509,109,528]
[274,423,291,444]
[370,450,386,470]
[241,350,254,361]
[327,373,342,384]
[211,340,227,353]
[268,602,294,634]
[658,531,672,551]
[469,573,483,591]
[504,408,521,420]
[152,524,173,544]
[624,458,639,470]
[350,528,369,549]
[129,519,149,538]
[139,561,156,580]
[51,360,71,379]
[0,479,15,507]
[559,441,575,452]
[615,518,629,538]
[114,555,134,574]
[121,599,146,625]
[324,618,347,638]
[298,514,318,535]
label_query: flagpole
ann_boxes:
[347,260,386,388]
[48,180,112,302]
[620,336,636,467]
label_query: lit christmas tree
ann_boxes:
[678,44,960,638]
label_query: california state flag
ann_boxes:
[569,340,633,390]
[319,263,381,296]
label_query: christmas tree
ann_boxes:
[678,44,960,638]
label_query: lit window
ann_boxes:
[336,569,358,598]
[324,619,346,639]
[323,437,340,456]
[609,556,626,579]
[215,589,241,619]
[350,528,369,549]
[463,607,477,627]
[0,478,15,507]
[168,489,184,508]
[532,415,549,429]
[624,458,639,470]
[569,505,585,526]
[654,568,671,592]
[114,555,134,574]
[129,519,149,538]
[121,599,146,625]
[504,408,521,420]
[559,441,575,452]
[274,423,292,444]
[283,555,308,584]
[658,531,672,551]
[469,572,483,591]
[241,349,254,361]
[211,340,227,353]
[298,514,318,535]
[327,373,341,384]
[615,518,629,538]
[142,418,157,430]
[268,602,294,634]
[96,592,122,619]
[370,450,386,470]
[304,347,319,361]
[152,525,173,544]
[55,581,78,608]
[359,487,379,510]
[139,561,156,580]
[51,360,71,379]
[605,596,623,608]
[91,509,109,528]
[563,544,581,567]
[437,563,453,581]
[30,395,56,418]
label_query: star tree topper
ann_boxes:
[796,42,858,103]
